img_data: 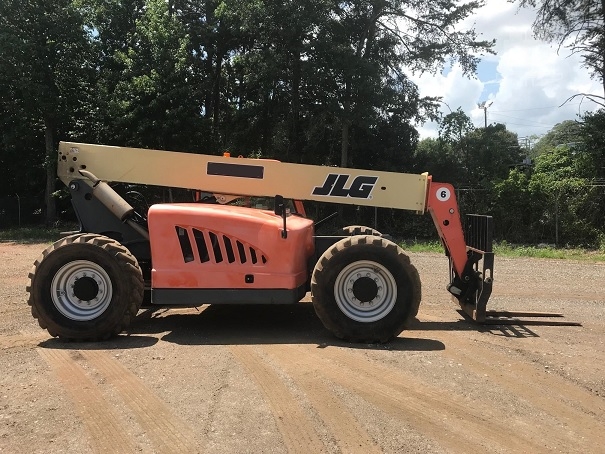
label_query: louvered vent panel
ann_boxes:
[177,227,267,265]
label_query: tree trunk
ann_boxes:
[289,47,302,161]
[602,66,605,100]
[602,0,605,99]
[341,79,351,168]
[212,47,225,150]
[341,119,349,168]
[44,116,57,226]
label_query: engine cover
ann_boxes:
[147,204,315,294]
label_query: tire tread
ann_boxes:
[26,234,144,341]
[311,235,421,343]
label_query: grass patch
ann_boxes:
[399,239,605,261]
[0,225,77,243]
[493,242,605,261]
[399,240,444,254]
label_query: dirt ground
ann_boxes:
[1,241,604,454]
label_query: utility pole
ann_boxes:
[478,101,493,128]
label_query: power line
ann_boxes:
[490,103,582,113]
[489,112,555,128]
[491,119,554,129]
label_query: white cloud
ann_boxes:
[412,0,602,140]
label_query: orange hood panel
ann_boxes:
[147,204,315,290]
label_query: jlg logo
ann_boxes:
[312,174,378,199]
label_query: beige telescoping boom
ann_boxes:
[57,142,431,212]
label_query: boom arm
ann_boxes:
[58,142,429,212]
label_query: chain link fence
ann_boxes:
[0,195,77,228]
[0,195,44,228]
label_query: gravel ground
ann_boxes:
[1,241,604,453]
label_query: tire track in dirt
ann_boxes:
[271,356,382,454]
[420,315,605,405]
[229,345,326,453]
[231,345,382,454]
[1,333,49,350]
[263,343,557,453]
[412,322,605,449]
[80,350,199,454]
[37,348,136,454]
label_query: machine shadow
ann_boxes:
[408,317,540,339]
[125,303,445,352]
[405,311,561,339]
[37,334,159,350]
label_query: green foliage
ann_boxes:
[413,114,604,249]
[438,108,475,145]
[531,143,603,246]
[491,169,544,242]
[2,0,602,249]
[518,0,605,97]
[399,239,444,253]
[579,109,605,180]
[531,120,583,157]
[0,226,72,243]
[97,0,201,150]
[0,0,96,222]
[414,138,463,183]
[494,241,605,261]
[461,124,523,185]
[398,239,605,260]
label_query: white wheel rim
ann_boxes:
[334,260,397,323]
[51,260,113,321]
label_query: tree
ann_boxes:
[529,143,601,245]
[213,0,335,159]
[95,0,200,151]
[518,0,605,103]
[491,169,546,242]
[413,137,464,183]
[0,0,496,231]
[0,0,95,224]
[210,0,494,167]
[323,0,495,168]
[531,120,583,156]
[491,115,604,247]
[461,124,523,186]
[435,108,475,184]
[439,108,475,145]
[579,109,605,180]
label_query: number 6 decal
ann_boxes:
[436,187,451,202]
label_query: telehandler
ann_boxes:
[27,142,494,342]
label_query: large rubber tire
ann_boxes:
[26,234,144,341]
[311,235,421,343]
[341,225,381,236]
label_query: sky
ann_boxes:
[411,0,602,142]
